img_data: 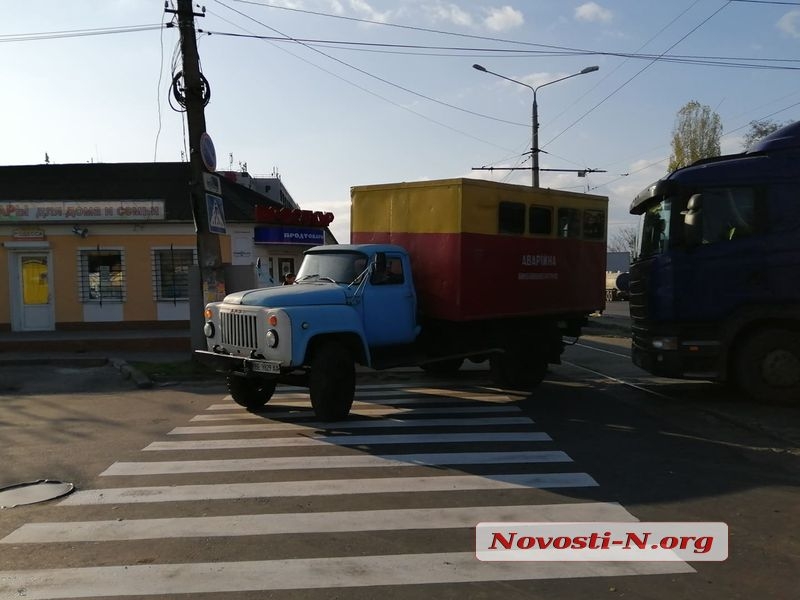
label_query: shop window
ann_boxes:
[557,208,582,238]
[498,201,525,235]
[153,247,196,301]
[78,249,125,302]
[529,206,553,235]
[583,209,605,240]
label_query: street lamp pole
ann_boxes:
[473,64,599,188]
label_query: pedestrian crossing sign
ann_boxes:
[206,193,226,234]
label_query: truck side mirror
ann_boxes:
[683,194,703,246]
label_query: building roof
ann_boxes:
[0,162,280,222]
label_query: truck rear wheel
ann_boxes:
[309,342,355,421]
[735,329,800,405]
[490,351,548,389]
[227,375,277,410]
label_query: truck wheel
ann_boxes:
[227,375,277,410]
[490,352,548,389]
[309,342,355,421]
[421,358,464,375]
[735,329,800,405]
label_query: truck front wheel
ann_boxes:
[227,375,277,410]
[735,329,800,405]
[309,342,355,421]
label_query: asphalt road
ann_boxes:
[0,332,797,600]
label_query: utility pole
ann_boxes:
[167,0,225,304]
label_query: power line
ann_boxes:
[730,0,800,5]
[543,1,734,150]
[200,30,800,70]
[211,2,533,128]
[209,2,518,153]
[0,24,164,43]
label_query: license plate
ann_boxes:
[249,360,280,374]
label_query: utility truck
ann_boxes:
[196,178,608,420]
[628,121,800,404]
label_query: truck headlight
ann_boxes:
[203,322,215,338]
[266,329,279,348]
[652,337,678,350]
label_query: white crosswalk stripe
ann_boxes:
[168,415,534,434]
[100,450,572,475]
[190,404,523,420]
[0,381,694,598]
[143,431,553,451]
[0,553,694,599]
[60,472,600,505]
[2,502,627,543]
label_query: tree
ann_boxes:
[608,225,637,256]
[742,119,786,150]
[668,100,722,172]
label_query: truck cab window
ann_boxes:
[688,188,757,244]
[637,199,672,258]
[297,251,369,284]
[371,254,404,285]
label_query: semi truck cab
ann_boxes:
[629,121,800,404]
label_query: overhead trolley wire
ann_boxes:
[200,30,800,70]
[209,1,519,153]
[0,24,164,43]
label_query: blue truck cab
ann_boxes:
[628,121,800,404]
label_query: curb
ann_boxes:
[111,359,154,389]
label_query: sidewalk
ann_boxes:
[0,328,193,366]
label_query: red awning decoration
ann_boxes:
[255,206,334,227]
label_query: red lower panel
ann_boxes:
[351,231,605,321]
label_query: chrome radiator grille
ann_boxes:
[220,311,259,348]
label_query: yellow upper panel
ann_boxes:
[351,178,608,235]
[351,180,463,234]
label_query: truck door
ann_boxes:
[362,253,418,347]
[674,186,767,320]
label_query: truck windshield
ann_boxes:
[635,197,673,260]
[296,251,368,284]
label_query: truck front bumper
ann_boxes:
[194,350,282,377]
[631,329,724,381]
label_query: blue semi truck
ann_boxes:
[628,121,800,404]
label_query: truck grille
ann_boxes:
[628,260,649,322]
[220,312,259,348]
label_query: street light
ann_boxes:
[473,64,599,188]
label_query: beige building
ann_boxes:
[0,162,335,333]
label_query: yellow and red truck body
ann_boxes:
[351,178,608,322]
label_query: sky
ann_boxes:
[2,0,799,244]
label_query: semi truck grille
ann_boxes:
[220,312,259,348]
[628,260,649,321]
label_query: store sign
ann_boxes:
[0,200,166,222]
[254,225,324,246]
[255,205,334,227]
[11,227,45,240]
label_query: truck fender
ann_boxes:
[284,305,371,367]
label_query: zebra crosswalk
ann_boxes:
[0,381,694,598]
